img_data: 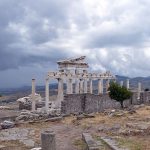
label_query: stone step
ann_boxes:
[82,133,103,150]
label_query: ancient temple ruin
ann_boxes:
[31,56,116,113]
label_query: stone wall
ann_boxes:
[61,92,150,115]
[61,94,126,114]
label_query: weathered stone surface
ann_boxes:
[45,116,63,122]
[31,148,41,150]
[0,128,35,147]
[17,93,44,110]
[0,120,15,129]
[101,136,129,150]
[41,130,56,150]
[126,122,150,130]
[77,113,95,120]
[119,129,144,136]
[15,110,50,122]
[98,124,121,132]
[0,145,5,148]
[61,93,146,115]
[82,133,100,150]
[20,139,35,147]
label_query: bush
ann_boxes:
[109,82,132,108]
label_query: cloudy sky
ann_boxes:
[0,0,150,88]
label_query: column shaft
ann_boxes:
[45,78,49,112]
[79,79,83,94]
[90,79,93,94]
[75,79,79,94]
[66,79,72,94]
[83,79,87,93]
[137,82,141,99]
[57,78,64,101]
[106,79,110,93]
[98,79,103,94]
[31,79,36,111]
[126,79,130,89]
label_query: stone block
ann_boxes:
[82,133,99,150]
[41,130,56,150]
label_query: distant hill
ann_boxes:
[116,75,150,90]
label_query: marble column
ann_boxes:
[137,82,142,99]
[57,78,64,102]
[31,79,36,111]
[106,79,110,93]
[126,79,130,89]
[89,79,93,94]
[120,81,123,87]
[98,79,103,94]
[79,79,84,93]
[83,79,87,93]
[41,130,56,150]
[75,79,79,94]
[67,79,72,94]
[45,78,49,112]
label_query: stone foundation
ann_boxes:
[61,92,150,115]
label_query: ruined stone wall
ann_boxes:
[61,92,150,115]
[140,91,150,104]
[61,94,130,114]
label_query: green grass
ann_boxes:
[117,137,144,150]
[73,139,87,150]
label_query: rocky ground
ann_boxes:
[0,104,150,150]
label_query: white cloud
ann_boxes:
[1,0,150,87]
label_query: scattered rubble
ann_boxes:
[77,113,95,120]
[45,116,63,122]
[0,128,35,148]
[15,109,62,122]
[101,136,129,150]
[126,122,150,131]
[17,93,44,110]
[0,120,15,129]
[98,123,121,132]
[0,106,11,110]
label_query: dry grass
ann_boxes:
[116,136,150,150]
[1,105,150,149]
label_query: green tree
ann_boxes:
[108,82,132,108]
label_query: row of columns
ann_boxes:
[120,79,142,99]
[31,78,111,112]
[120,79,130,89]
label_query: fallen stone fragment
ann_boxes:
[45,116,63,122]
[98,124,121,132]
[20,139,35,147]
[128,109,136,114]
[101,136,129,150]
[0,145,5,149]
[0,120,15,129]
[31,148,41,150]
[126,122,150,130]
[119,129,144,136]
[77,114,95,120]
[82,133,100,150]
[0,106,10,110]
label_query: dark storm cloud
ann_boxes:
[1,0,150,88]
[0,0,72,71]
